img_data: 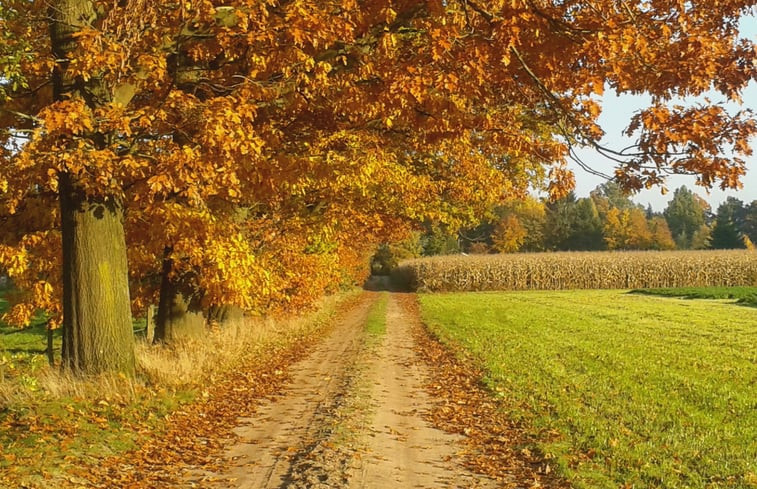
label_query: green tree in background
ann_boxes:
[421,226,461,256]
[591,182,636,221]
[690,224,713,250]
[371,233,423,275]
[740,201,757,245]
[546,194,603,251]
[664,186,707,249]
[711,197,746,249]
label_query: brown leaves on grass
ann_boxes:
[72,338,315,488]
[34,308,355,489]
[403,295,570,488]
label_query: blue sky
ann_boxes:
[569,14,756,212]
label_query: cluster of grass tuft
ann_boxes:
[363,292,388,339]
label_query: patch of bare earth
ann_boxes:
[195,292,378,489]
[200,291,504,489]
[62,295,365,489]
[177,291,569,489]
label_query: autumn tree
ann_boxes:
[463,196,545,253]
[625,208,653,250]
[508,197,547,252]
[649,217,676,250]
[603,207,627,250]
[492,214,527,253]
[591,182,635,221]
[1,0,755,373]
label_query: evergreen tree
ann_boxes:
[664,186,706,249]
[742,200,757,244]
[547,195,603,251]
[711,198,746,249]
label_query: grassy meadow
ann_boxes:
[420,289,757,488]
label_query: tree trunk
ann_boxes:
[51,0,135,375]
[46,324,55,367]
[59,174,135,374]
[206,304,244,326]
[154,255,205,344]
[145,304,156,343]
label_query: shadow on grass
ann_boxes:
[735,297,757,308]
[628,286,757,309]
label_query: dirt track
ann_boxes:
[353,293,497,488]
[198,291,498,488]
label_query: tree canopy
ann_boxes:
[1,0,755,372]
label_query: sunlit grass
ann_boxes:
[364,292,388,339]
[420,290,757,488]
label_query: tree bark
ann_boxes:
[59,174,135,374]
[206,304,244,326]
[145,304,156,343]
[52,0,135,375]
[154,254,206,344]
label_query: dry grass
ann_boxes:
[393,250,757,292]
[136,292,350,388]
[0,369,140,407]
[0,291,355,406]
[0,291,358,489]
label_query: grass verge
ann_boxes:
[419,290,757,489]
[363,292,388,339]
[0,290,360,488]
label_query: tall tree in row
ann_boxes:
[743,201,757,245]
[546,194,603,251]
[591,182,637,221]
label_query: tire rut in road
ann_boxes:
[201,292,377,489]
[350,292,499,489]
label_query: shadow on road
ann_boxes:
[362,275,393,292]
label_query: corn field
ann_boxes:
[392,250,757,292]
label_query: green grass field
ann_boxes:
[630,286,757,304]
[419,290,757,488]
[0,295,58,379]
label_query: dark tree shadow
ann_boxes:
[363,275,393,291]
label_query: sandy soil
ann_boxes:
[197,291,499,489]
[351,293,498,489]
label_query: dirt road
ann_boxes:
[198,291,498,489]
[353,293,497,489]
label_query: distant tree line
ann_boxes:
[372,183,757,272]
